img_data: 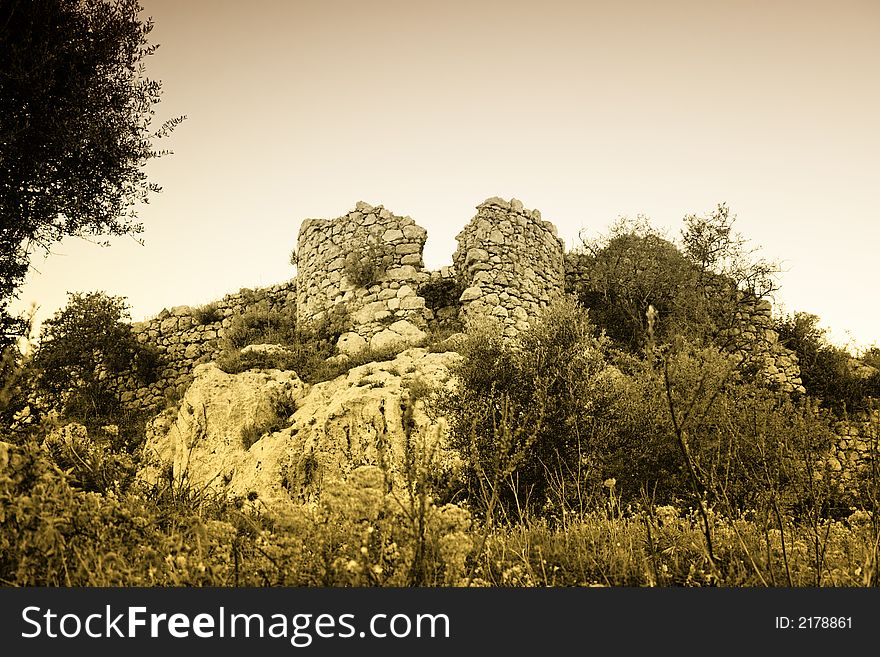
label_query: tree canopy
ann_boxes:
[570,205,780,353]
[0,0,182,345]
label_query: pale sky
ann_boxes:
[14,0,880,348]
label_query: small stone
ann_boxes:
[402,225,427,240]
[465,248,489,265]
[384,265,418,280]
[459,286,483,302]
[382,229,404,243]
[399,296,426,310]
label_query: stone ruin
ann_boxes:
[114,196,805,413]
[295,201,433,354]
[294,197,567,351]
[453,197,565,339]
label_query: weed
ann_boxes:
[192,302,223,325]
[343,234,393,288]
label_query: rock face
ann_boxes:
[141,349,461,510]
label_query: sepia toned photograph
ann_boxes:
[2,0,878,636]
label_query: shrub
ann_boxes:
[775,312,880,415]
[600,342,850,519]
[224,303,297,349]
[570,206,779,354]
[32,292,154,426]
[343,234,393,288]
[443,297,614,518]
[192,302,223,325]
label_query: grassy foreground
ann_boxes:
[2,441,876,587]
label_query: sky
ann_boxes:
[13,0,880,348]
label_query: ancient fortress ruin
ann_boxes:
[294,196,566,351]
[117,196,806,412]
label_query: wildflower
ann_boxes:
[655,505,679,526]
[603,478,617,489]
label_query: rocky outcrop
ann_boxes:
[141,348,461,510]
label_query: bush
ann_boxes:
[595,341,856,522]
[32,292,155,426]
[571,218,709,351]
[443,297,614,518]
[225,303,297,349]
[192,302,223,325]
[343,234,393,288]
[775,312,880,415]
[570,207,779,354]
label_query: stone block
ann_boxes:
[382,229,404,243]
[460,286,483,302]
[385,265,418,280]
[399,296,426,310]
[337,332,367,356]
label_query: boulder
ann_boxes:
[140,350,462,511]
[369,320,427,352]
[337,331,367,356]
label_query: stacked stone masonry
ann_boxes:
[724,295,806,394]
[453,197,565,339]
[829,409,879,485]
[114,282,296,412]
[113,195,806,413]
[296,202,434,355]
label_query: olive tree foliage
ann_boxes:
[569,204,780,353]
[0,0,183,345]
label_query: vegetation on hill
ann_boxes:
[1,207,878,587]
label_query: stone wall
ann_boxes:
[296,202,433,354]
[112,195,811,413]
[115,281,296,412]
[723,294,805,394]
[452,197,565,339]
[827,408,879,490]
